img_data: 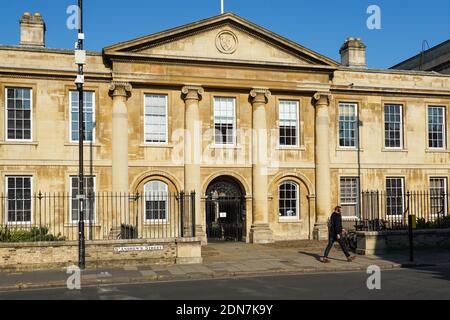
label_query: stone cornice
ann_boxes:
[250,88,271,104]
[109,81,132,98]
[0,66,111,81]
[182,85,204,101]
[330,85,450,97]
[312,92,332,106]
[0,45,102,56]
[107,53,337,74]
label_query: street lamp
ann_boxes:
[74,0,86,270]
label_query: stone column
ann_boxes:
[249,88,273,244]
[109,81,132,193]
[182,85,205,242]
[312,92,332,240]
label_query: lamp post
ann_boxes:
[75,0,86,270]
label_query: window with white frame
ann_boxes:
[386,177,405,216]
[6,88,32,141]
[384,104,403,148]
[428,106,446,149]
[279,100,299,147]
[6,176,32,223]
[70,176,95,222]
[70,91,95,142]
[339,103,358,148]
[279,181,299,219]
[430,177,448,216]
[144,94,168,144]
[214,97,236,145]
[144,181,168,221]
[340,177,359,218]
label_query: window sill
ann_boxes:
[65,142,101,147]
[209,144,243,150]
[276,146,306,151]
[5,222,34,226]
[342,216,360,221]
[381,148,408,153]
[383,215,404,220]
[336,147,364,152]
[139,143,173,149]
[278,218,301,223]
[64,223,101,227]
[425,149,450,154]
[144,221,170,225]
[0,141,39,146]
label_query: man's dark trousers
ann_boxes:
[324,235,351,258]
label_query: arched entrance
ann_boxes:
[205,176,246,242]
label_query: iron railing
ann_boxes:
[343,191,450,232]
[0,192,196,243]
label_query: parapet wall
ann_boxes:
[356,229,450,255]
[0,238,202,271]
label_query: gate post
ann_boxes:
[180,191,185,238]
[191,191,196,237]
[135,192,140,239]
[438,191,445,227]
[236,198,240,242]
[38,191,43,242]
[408,214,415,262]
[406,191,414,262]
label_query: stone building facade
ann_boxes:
[0,12,449,244]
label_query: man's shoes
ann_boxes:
[347,256,356,262]
[320,257,330,263]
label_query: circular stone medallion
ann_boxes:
[215,30,238,54]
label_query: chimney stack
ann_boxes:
[20,12,46,48]
[339,37,366,68]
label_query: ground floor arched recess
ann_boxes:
[198,171,316,244]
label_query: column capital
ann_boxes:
[182,85,204,101]
[250,88,271,105]
[312,92,332,107]
[109,81,132,98]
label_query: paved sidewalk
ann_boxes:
[1,241,449,291]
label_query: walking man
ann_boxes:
[321,206,356,263]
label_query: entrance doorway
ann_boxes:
[205,177,246,242]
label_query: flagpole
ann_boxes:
[221,0,224,14]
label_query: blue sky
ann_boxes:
[1,0,449,69]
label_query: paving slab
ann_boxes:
[139,270,157,277]
[149,265,169,272]
[123,266,138,271]
[189,265,214,274]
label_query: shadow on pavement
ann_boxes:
[298,251,322,262]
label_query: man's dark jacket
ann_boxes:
[328,212,343,238]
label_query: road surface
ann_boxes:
[0,265,449,300]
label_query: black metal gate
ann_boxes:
[206,196,244,242]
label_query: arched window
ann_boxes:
[279,181,299,219]
[144,180,168,221]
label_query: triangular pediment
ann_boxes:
[104,13,338,69]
